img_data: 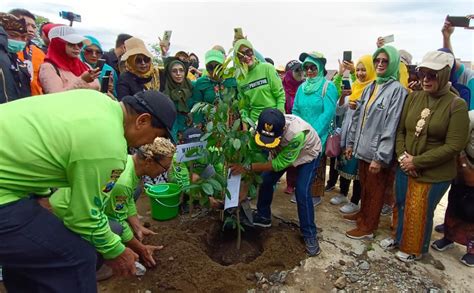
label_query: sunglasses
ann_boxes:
[66,42,82,48]
[304,64,318,72]
[135,56,151,64]
[206,63,221,72]
[155,159,170,172]
[374,58,389,66]
[237,48,253,60]
[84,48,103,56]
[416,69,438,81]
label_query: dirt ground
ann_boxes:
[1,171,472,293]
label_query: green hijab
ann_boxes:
[233,39,258,80]
[164,59,193,113]
[373,45,400,85]
[302,56,326,95]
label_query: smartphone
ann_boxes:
[97,59,106,71]
[446,15,471,27]
[100,70,112,93]
[343,51,352,62]
[163,30,172,42]
[342,79,351,90]
[234,27,244,39]
[382,34,395,44]
[407,65,417,75]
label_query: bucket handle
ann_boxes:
[153,197,180,208]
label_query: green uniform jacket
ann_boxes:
[0,89,128,259]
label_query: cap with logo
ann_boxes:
[255,108,285,149]
[48,25,90,45]
[285,60,301,72]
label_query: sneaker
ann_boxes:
[396,251,422,263]
[380,204,393,216]
[304,237,321,257]
[343,213,360,223]
[434,224,445,233]
[284,186,295,194]
[325,184,335,192]
[460,253,474,267]
[345,228,374,240]
[340,202,360,214]
[380,237,398,250]
[431,238,454,252]
[290,195,296,203]
[253,213,271,228]
[330,194,349,205]
[312,196,322,207]
[96,264,114,281]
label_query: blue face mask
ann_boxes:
[7,39,26,53]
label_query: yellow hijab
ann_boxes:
[399,62,409,90]
[348,55,376,102]
[125,55,161,91]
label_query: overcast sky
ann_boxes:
[2,0,473,69]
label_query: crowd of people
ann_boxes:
[0,7,473,292]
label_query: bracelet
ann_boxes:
[398,154,406,163]
[244,164,252,171]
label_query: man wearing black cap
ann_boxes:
[0,89,176,292]
[230,108,323,256]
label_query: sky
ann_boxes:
[2,0,473,69]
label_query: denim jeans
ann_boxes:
[257,156,320,240]
[0,198,97,293]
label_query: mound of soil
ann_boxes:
[100,211,306,292]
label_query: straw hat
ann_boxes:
[121,37,153,61]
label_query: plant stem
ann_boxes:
[236,209,241,250]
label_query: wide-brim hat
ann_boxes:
[299,51,328,76]
[121,37,153,61]
[48,25,90,45]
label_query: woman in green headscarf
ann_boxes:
[344,45,408,240]
[80,35,118,96]
[163,58,193,142]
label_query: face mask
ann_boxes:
[7,39,26,53]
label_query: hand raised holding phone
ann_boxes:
[81,67,101,83]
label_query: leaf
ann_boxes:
[200,132,212,141]
[255,174,263,184]
[208,178,222,191]
[202,183,214,196]
[232,119,241,131]
[233,139,241,150]
[249,184,257,197]
[206,121,214,132]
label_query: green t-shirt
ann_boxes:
[104,155,139,242]
[0,89,128,259]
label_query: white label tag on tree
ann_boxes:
[224,169,241,210]
[175,141,207,163]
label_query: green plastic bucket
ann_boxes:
[145,183,181,221]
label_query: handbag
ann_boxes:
[325,121,342,158]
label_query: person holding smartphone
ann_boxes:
[39,26,100,94]
[80,35,119,97]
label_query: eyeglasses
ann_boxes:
[237,48,253,60]
[135,56,151,64]
[374,58,389,66]
[304,64,318,72]
[155,159,170,172]
[84,48,103,56]
[206,63,220,72]
[416,69,438,81]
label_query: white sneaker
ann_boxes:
[340,202,360,214]
[396,251,422,263]
[380,237,398,250]
[330,194,349,205]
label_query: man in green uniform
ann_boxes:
[0,89,176,292]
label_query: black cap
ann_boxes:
[255,108,285,149]
[285,60,301,72]
[129,90,177,143]
[182,127,203,144]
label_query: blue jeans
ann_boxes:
[0,198,97,293]
[257,156,320,239]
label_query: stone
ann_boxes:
[358,261,370,271]
[255,272,264,282]
[432,260,445,271]
[347,273,360,283]
[168,256,174,261]
[247,289,256,293]
[339,259,346,266]
[145,291,151,293]
[334,276,347,289]
[261,283,269,290]
[246,273,256,281]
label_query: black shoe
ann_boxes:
[460,253,474,267]
[304,237,321,257]
[325,184,335,192]
[253,213,271,228]
[431,238,454,252]
[434,223,445,233]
